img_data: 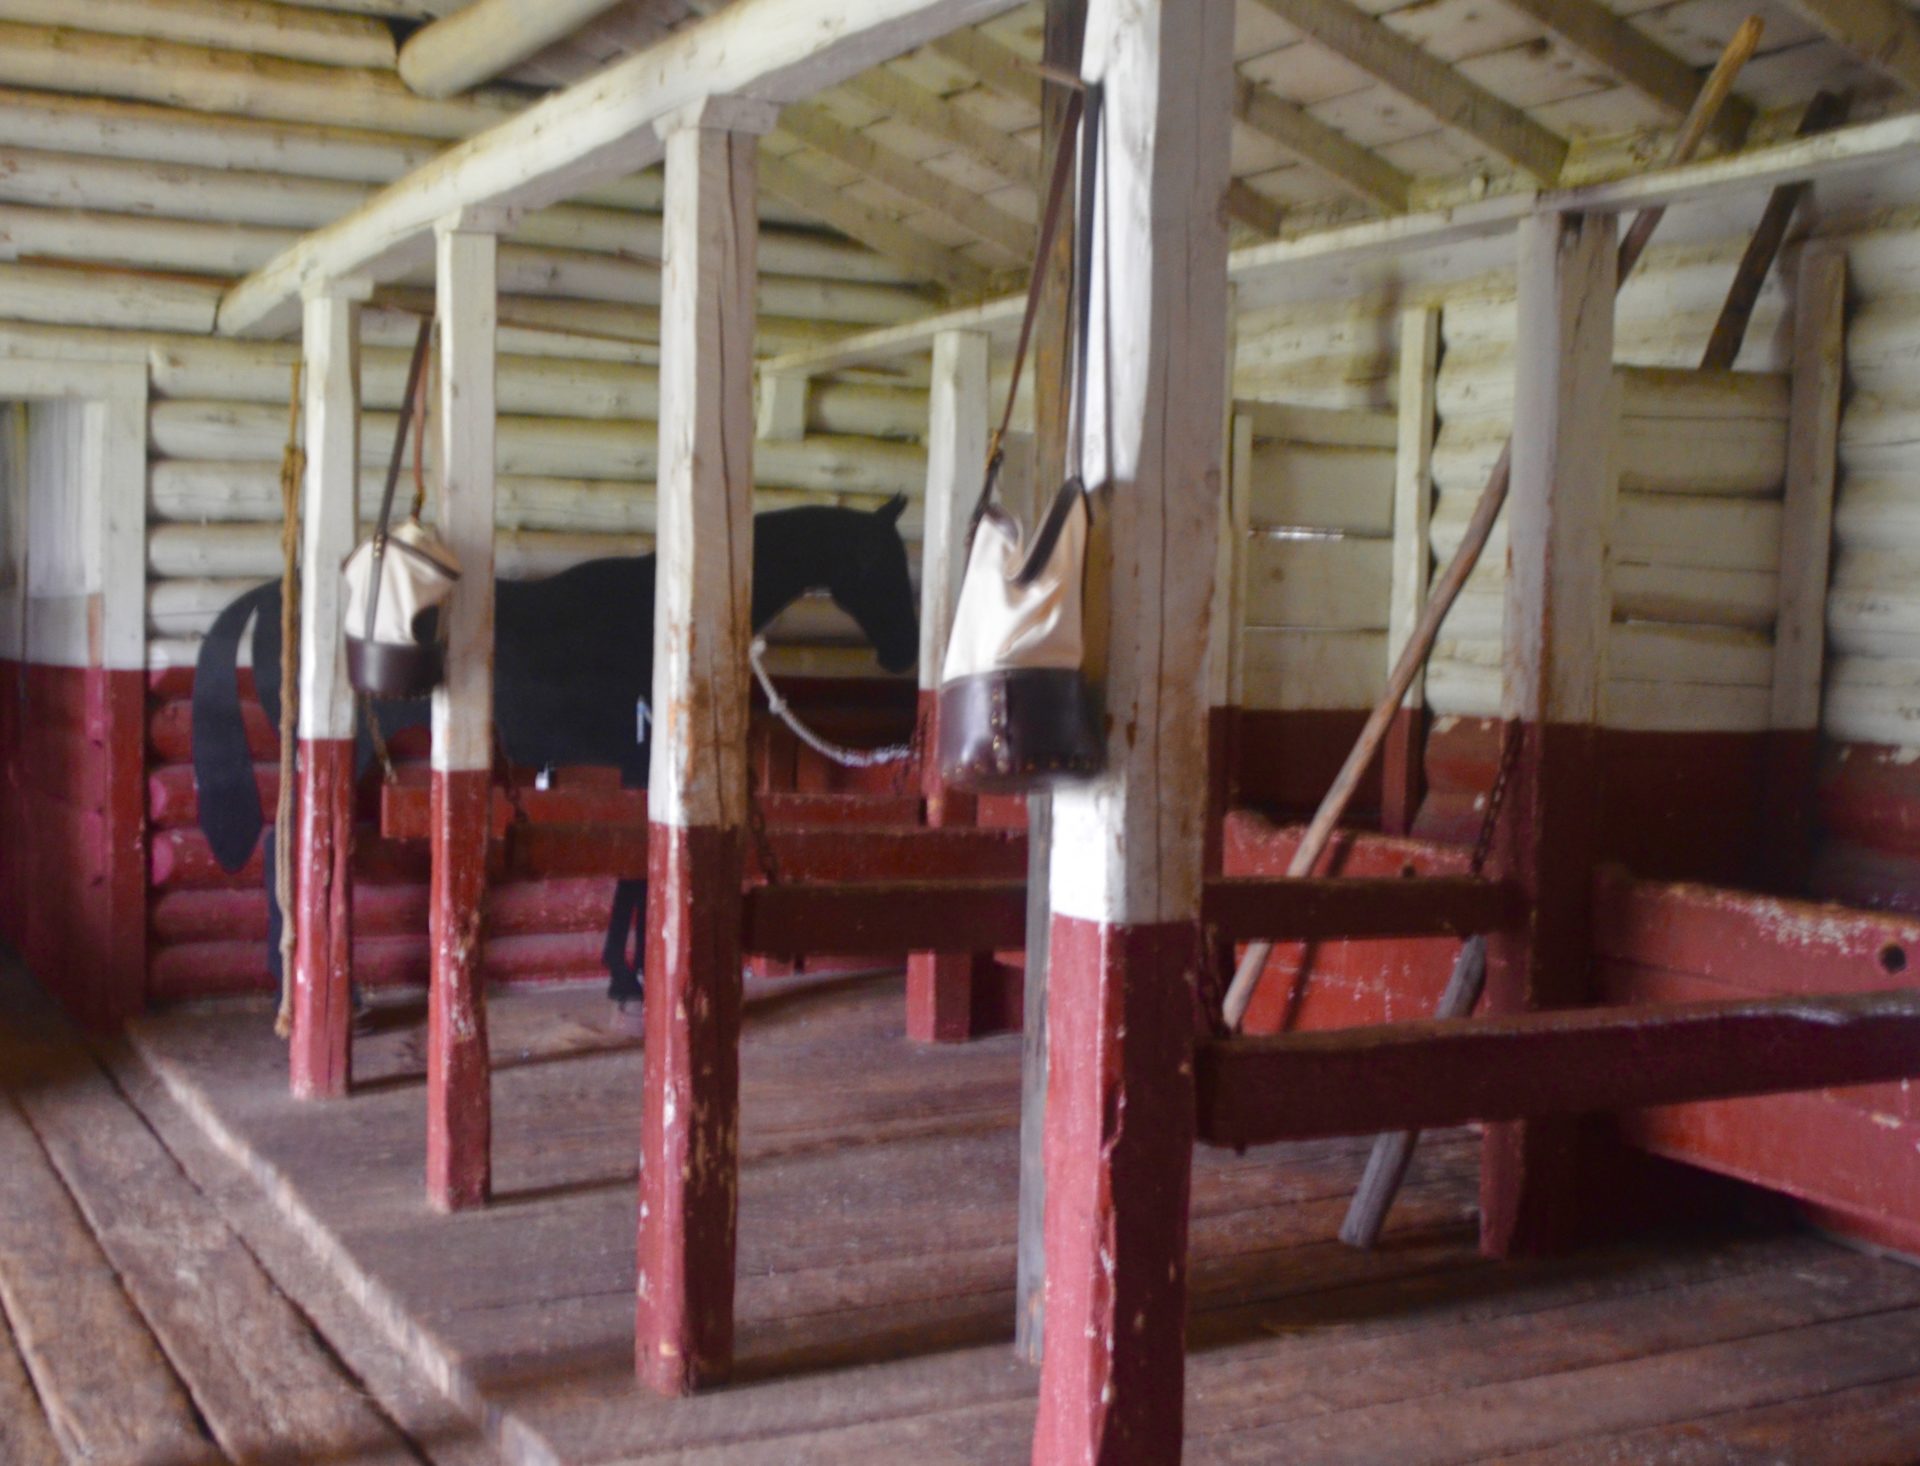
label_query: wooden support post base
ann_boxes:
[908,687,999,1043]
[637,822,744,1396]
[1380,704,1427,837]
[1482,720,1600,1259]
[428,767,492,1211]
[1034,914,1198,1466]
[289,736,355,1100]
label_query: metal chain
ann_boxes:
[1468,720,1523,877]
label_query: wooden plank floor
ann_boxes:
[0,951,496,1464]
[116,967,1920,1464]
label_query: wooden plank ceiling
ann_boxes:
[4,0,1916,326]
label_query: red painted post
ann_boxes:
[1033,1,1236,1457]
[290,287,367,1098]
[427,765,491,1207]
[288,738,354,1094]
[636,98,772,1395]
[426,222,498,1210]
[1481,211,1615,1257]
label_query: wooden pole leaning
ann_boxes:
[1219,15,1765,1032]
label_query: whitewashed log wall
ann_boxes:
[26,315,941,674]
[1229,399,1398,712]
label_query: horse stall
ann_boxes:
[12,0,1920,1461]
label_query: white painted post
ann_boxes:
[1033,0,1237,1455]
[289,283,367,1100]
[907,327,990,1042]
[1767,243,1846,886]
[917,329,990,699]
[1484,210,1617,1258]
[427,220,498,1211]
[636,94,775,1398]
[1384,303,1439,832]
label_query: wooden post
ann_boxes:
[1382,304,1438,836]
[1765,244,1844,892]
[289,283,366,1101]
[1033,0,1235,1457]
[1481,211,1616,1258]
[1015,0,1087,1369]
[636,96,772,1397]
[908,327,991,1042]
[427,221,498,1211]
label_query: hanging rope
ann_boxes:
[747,636,912,769]
[273,362,304,1040]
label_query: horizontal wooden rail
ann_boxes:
[745,879,1027,958]
[380,779,921,839]
[1195,989,1920,1149]
[1201,875,1517,942]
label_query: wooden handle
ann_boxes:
[1220,20,1764,1033]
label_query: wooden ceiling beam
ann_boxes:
[398,0,640,97]
[1775,0,1920,93]
[217,0,1027,336]
[1494,0,1753,146]
[844,68,1039,184]
[1250,0,1570,183]
[777,101,1033,257]
[758,152,990,295]
[1234,74,1411,212]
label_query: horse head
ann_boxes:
[821,494,918,674]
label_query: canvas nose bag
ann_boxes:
[342,319,461,699]
[936,85,1103,794]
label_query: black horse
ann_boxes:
[191,498,919,1003]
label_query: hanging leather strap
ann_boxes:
[362,317,435,647]
[971,81,1091,533]
[1005,82,1101,589]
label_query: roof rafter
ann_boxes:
[1494,0,1753,146]
[778,101,1033,257]
[1250,0,1570,183]
[1775,0,1920,93]
[216,0,1028,336]
[758,151,988,293]
[844,68,1038,185]
[927,26,1288,236]
[1234,74,1411,213]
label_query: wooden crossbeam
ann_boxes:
[1494,0,1753,146]
[759,151,990,293]
[1201,875,1518,942]
[1249,0,1569,182]
[745,877,1029,956]
[217,0,1025,335]
[1196,989,1920,1148]
[1777,0,1920,93]
[778,102,1033,257]
[1233,73,1411,212]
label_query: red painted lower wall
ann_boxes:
[0,658,145,1029]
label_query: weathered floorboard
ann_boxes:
[0,1297,62,1466]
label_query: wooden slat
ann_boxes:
[1249,0,1569,182]
[1242,535,1391,629]
[1196,988,1920,1149]
[745,877,1028,956]
[501,822,1028,881]
[1493,0,1753,146]
[0,1098,214,1464]
[0,1299,59,1466]
[1248,441,1395,531]
[1776,0,1920,93]
[1239,626,1387,710]
[1233,72,1410,213]
[1201,875,1517,942]
[0,997,420,1464]
[759,151,990,294]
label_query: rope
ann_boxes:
[273,362,303,1041]
[747,637,912,769]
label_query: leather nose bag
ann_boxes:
[936,84,1104,794]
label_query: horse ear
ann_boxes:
[875,493,907,526]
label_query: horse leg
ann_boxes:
[604,877,646,1005]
